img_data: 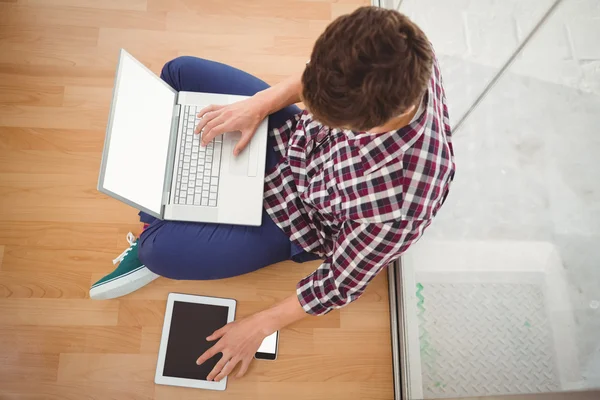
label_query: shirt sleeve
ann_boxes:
[296,218,431,316]
[269,112,302,157]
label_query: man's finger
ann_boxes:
[214,357,241,382]
[206,324,230,341]
[233,132,253,157]
[206,353,230,381]
[194,110,219,134]
[196,343,222,366]
[195,106,226,134]
[203,123,231,146]
[236,358,251,378]
[201,117,227,144]
[197,104,224,119]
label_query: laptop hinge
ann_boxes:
[161,104,181,211]
[172,104,181,120]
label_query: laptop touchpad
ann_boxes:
[225,131,249,176]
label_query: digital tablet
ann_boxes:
[155,293,236,391]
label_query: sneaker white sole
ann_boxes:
[89,266,160,300]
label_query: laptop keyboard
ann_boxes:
[173,105,222,207]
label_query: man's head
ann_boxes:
[302,7,433,131]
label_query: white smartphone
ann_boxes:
[255,331,278,361]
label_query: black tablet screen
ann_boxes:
[163,301,229,380]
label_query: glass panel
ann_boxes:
[396,0,600,398]
[398,0,556,126]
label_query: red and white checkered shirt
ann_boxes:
[264,57,455,316]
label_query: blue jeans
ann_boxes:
[138,56,319,280]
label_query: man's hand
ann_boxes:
[196,295,308,381]
[195,96,267,156]
[196,313,272,381]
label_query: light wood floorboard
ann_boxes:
[0,1,394,399]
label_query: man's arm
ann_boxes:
[297,219,430,315]
[196,218,432,382]
[195,294,307,382]
[253,72,303,116]
[196,72,303,154]
[258,293,307,332]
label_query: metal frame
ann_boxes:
[388,260,406,400]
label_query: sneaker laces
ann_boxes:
[113,232,137,265]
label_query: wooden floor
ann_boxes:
[0,1,394,399]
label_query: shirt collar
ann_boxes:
[349,90,429,175]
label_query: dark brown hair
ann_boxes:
[302,6,433,131]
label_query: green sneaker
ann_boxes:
[90,232,159,300]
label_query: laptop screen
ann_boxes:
[100,50,177,216]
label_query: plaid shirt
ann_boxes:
[264,57,455,316]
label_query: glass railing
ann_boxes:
[385,0,600,398]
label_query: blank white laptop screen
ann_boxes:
[102,50,176,216]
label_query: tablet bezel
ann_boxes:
[155,292,236,391]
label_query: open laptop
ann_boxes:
[98,49,268,226]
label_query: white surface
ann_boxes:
[257,331,278,355]
[398,0,600,124]
[155,293,236,391]
[401,240,582,399]
[103,50,176,216]
[418,282,559,397]
[568,18,600,60]
[165,91,268,226]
